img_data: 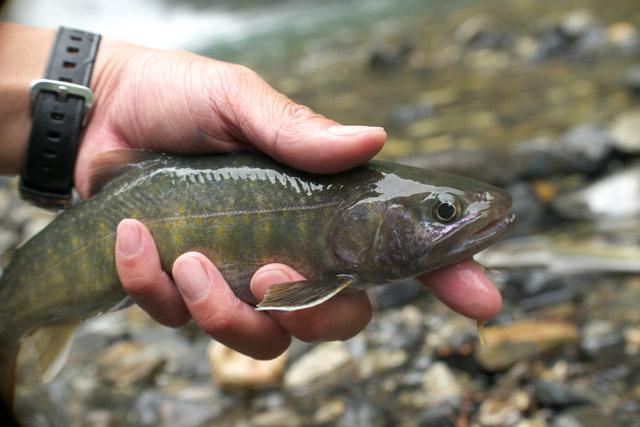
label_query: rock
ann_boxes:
[367,279,424,310]
[560,9,597,39]
[97,341,165,387]
[337,398,391,427]
[368,42,413,71]
[623,67,640,98]
[507,182,547,236]
[0,229,19,256]
[455,14,511,50]
[421,362,462,405]
[611,111,640,153]
[534,380,591,409]
[580,320,626,366]
[624,327,640,354]
[284,341,354,395]
[365,305,425,351]
[416,398,460,427]
[207,341,287,390]
[553,406,622,427]
[388,102,434,129]
[607,22,639,53]
[134,387,225,427]
[313,398,346,425]
[475,320,578,371]
[477,390,531,426]
[357,349,408,379]
[251,408,304,427]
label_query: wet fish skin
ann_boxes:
[0,152,514,402]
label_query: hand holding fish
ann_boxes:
[83,40,502,358]
[0,24,503,363]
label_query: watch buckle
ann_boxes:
[29,78,94,126]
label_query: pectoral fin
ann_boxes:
[256,276,354,311]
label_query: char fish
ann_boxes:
[0,151,514,405]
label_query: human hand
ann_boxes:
[79,41,500,359]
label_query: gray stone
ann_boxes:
[611,111,640,153]
[553,406,622,427]
[534,380,591,409]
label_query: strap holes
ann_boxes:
[44,149,57,159]
[47,131,61,141]
[59,77,72,82]
[63,61,76,69]
[67,46,80,54]
[51,112,65,121]
[70,35,82,42]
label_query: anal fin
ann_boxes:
[25,321,80,383]
[256,275,354,311]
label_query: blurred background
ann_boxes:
[1,0,640,426]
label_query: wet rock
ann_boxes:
[515,123,614,178]
[365,305,425,351]
[97,341,165,387]
[397,146,516,185]
[455,14,511,51]
[388,102,434,129]
[313,398,345,425]
[611,111,640,153]
[534,380,591,409]
[284,341,354,395]
[368,42,413,71]
[416,398,460,427]
[507,182,547,235]
[337,397,391,427]
[475,320,578,371]
[580,320,626,366]
[421,362,462,405]
[560,9,597,39]
[478,390,531,426]
[552,163,640,220]
[357,349,408,379]
[134,387,226,427]
[207,341,287,390]
[552,405,622,427]
[251,408,304,427]
[368,279,424,310]
[607,22,639,54]
[0,229,19,256]
[623,66,640,98]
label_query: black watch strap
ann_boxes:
[20,27,101,210]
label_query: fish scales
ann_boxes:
[0,152,514,406]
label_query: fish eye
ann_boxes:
[433,200,458,223]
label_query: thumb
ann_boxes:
[213,64,387,173]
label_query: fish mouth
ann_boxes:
[446,212,517,261]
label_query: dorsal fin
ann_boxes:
[88,149,166,197]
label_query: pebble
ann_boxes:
[552,406,622,427]
[357,349,408,379]
[283,341,354,395]
[313,398,346,425]
[250,408,304,427]
[611,110,640,153]
[207,341,287,390]
[607,22,639,53]
[580,320,626,366]
[475,320,578,371]
[623,66,640,97]
[534,380,591,409]
[421,362,462,405]
[478,390,531,426]
[97,341,165,387]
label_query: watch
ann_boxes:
[19,27,101,210]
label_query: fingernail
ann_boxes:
[327,125,384,136]
[177,255,211,302]
[117,220,141,257]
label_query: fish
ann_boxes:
[0,150,514,406]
